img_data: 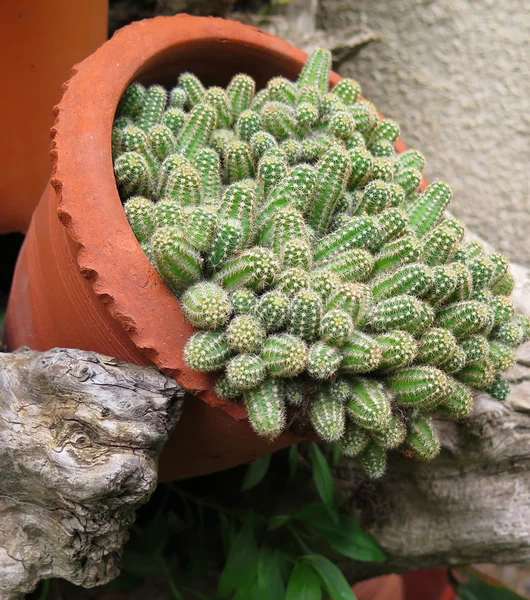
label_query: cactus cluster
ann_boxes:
[113,48,529,480]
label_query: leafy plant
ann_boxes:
[113,47,529,479]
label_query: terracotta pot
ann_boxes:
[0,0,108,234]
[353,574,405,600]
[4,15,426,481]
[402,568,455,600]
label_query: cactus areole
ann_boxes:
[5,16,528,480]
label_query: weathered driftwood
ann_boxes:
[0,348,183,600]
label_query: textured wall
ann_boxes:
[317,0,530,265]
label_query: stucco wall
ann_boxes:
[317,0,530,265]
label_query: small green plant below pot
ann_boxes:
[113,47,529,480]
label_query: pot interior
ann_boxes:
[130,39,304,96]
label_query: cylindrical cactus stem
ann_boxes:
[421,223,463,266]
[371,295,434,335]
[274,268,312,295]
[360,441,388,480]
[281,238,313,270]
[136,84,168,131]
[230,288,258,316]
[270,208,309,255]
[460,335,490,366]
[309,391,346,442]
[181,282,232,330]
[436,300,494,338]
[261,333,308,377]
[254,291,290,332]
[288,290,324,341]
[370,156,396,182]
[257,153,289,201]
[192,148,222,203]
[283,377,306,406]
[407,181,452,237]
[207,218,242,270]
[250,131,278,158]
[184,207,217,251]
[150,227,202,292]
[327,282,373,328]
[453,241,485,263]
[421,264,464,306]
[307,148,352,234]
[310,270,340,303]
[256,164,317,244]
[327,377,352,404]
[163,107,186,137]
[494,319,526,348]
[260,101,300,140]
[487,374,511,402]
[203,86,232,128]
[280,139,303,164]
[213,246,280,291]
[456,357,496,389]
[297,47,332,93]
[370,140,395,158]
[373,234,422,273]
[345,131,367,151]
[297,85,322,108]
[124,196,156,243]
[406,417,441,461]
[307,342,342,379]
[488,252,510,286]
[244,378,286,439]
[227,73,256,121]
[329,110,356,139]
[416,328,460,367]
[114,151,152,197]
[250,88,270,112]
[146,124,175,161]
[297,102,320,129]
[358,181,395,215]
[224,141,255,183]
[376,330,417,371]
[332,78,361,105]
[369,118,400,146]
[184,331,231,372]
[236,110,262,142]
[346,378,392,431]
[316,248,375,283]
[489,341,517,372]
[117,82,145,120]
[394,167,422,197]
[154,199,183,229]
[177,72,205,108]
[158,155,201,205]
[372,414,407,450]
[210,128,236,156]
[438,378,474,419]
[339,419,370,457]
[443,346,466,374]
[226,353,266,391]
[220,182,256,248]
[175,102,217,159]
[371,263,432,300]
[226,315,266,353]
[395,148,426,173]
[111,117,130,157]
[385,366,450,409]
[372,208,408,250]
[314,216,379,261]
[267,76,297,104]
[320,310,354,346]
[168,86,187,109]
[340,331,382,374]
[215,375,242,401]
[320,92,347,120]
[466,256,494,291]
[350,101,377,134]
[489,295,515,328]
[119,125,159,182]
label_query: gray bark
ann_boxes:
[0,348,183,600]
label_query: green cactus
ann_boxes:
[262,334,308,377]
[115,47,527,480]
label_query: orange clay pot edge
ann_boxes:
[50,15,427,417]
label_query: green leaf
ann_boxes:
[332,445,342,466]
[304,554,357,600]
[295,504,386,562]
[459,570,526,600]
[286,562,322,600]
[257,546,286,598]
[310,443,337,520]
[218,512,259,598]
[268,514,291,531]
[289,445,299,480]
[242,454,272,491]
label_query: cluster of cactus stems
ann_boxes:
[113,48,529,480]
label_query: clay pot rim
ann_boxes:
[50,14,424,419]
